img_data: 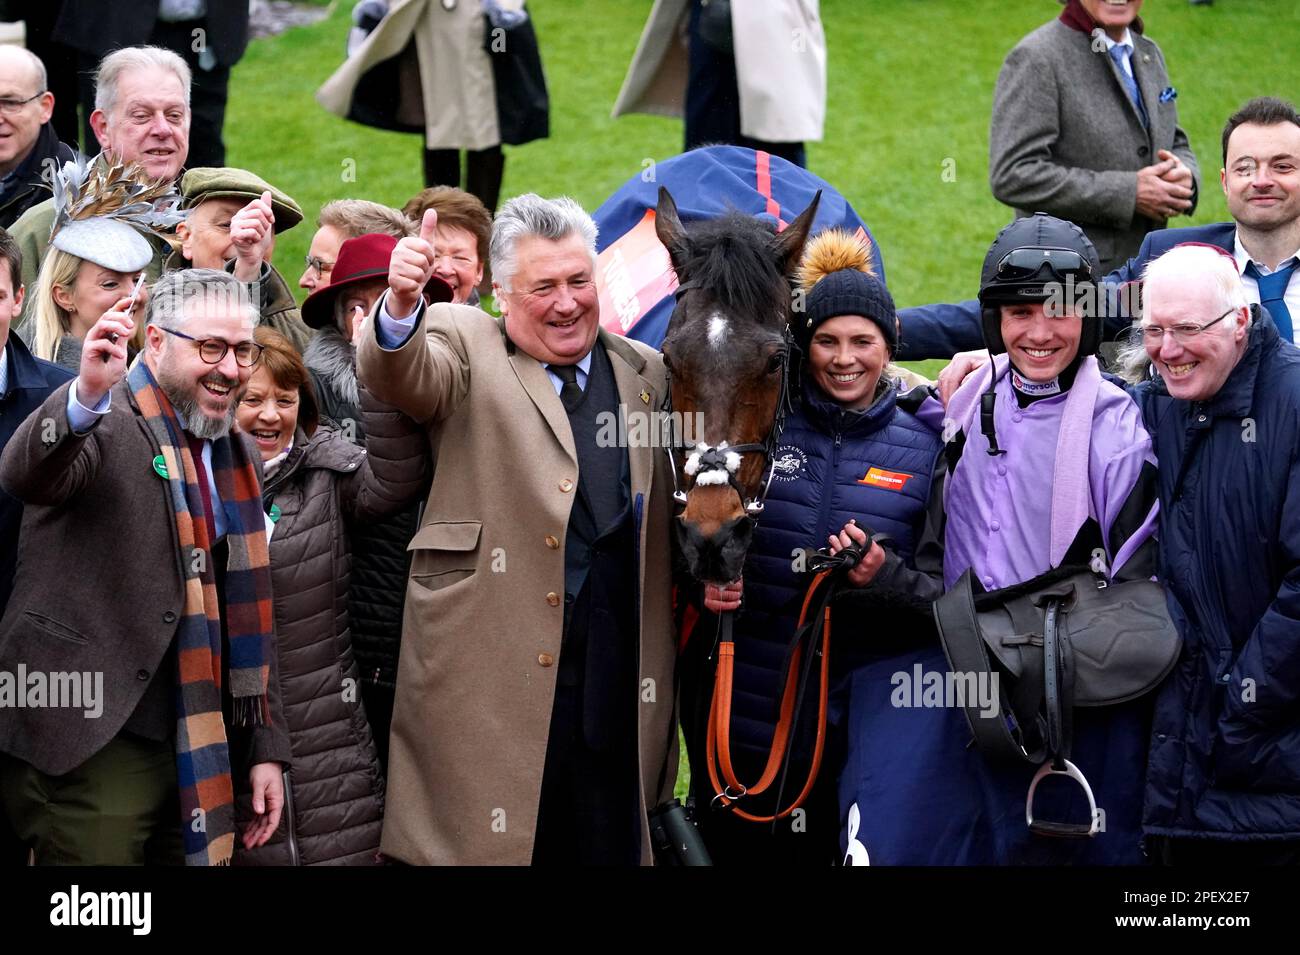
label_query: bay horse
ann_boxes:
[654,186,820,584]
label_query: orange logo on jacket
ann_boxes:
[857,467,913,491]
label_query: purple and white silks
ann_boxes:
[942,355,1158,590]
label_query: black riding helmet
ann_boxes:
[973,214,1101,457]
[978,213,1103,357]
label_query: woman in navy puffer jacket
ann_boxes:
[679,229,944,866]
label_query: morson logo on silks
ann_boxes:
[857,467,914,491]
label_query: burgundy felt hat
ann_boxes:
[301,232,452,329]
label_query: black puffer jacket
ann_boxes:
[304,326,418,693]
[234,389,430,865]
[0,123,76,229]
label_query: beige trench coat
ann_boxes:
[611,0,826,143]
[356,300,678,865]
[317,0,524,151]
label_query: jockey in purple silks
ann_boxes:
[833,214,1160,865]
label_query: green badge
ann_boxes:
[269,504,281,524]
[152,454,168,479]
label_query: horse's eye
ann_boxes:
[766,352,784,374]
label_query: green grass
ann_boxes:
[224,0,1299,799]
[228,0,1299,384]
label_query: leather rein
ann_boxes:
[660,281,862,822]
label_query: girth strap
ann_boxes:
[933,570,1035,762]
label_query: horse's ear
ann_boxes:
[655,187,690,274]
[774,190,822,278]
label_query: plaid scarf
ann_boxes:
[128,360,273,866]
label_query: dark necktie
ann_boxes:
[185,433,219,545]
[1244,260,1295,342]
[1107,44,1148,128]
[552,363,583,413]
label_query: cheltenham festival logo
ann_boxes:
[770,445,807,483]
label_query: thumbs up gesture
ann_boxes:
[230,190,276,281]
[388,208,438,320]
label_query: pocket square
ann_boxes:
[1159,87,1178,104]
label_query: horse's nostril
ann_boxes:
[675,516,755,583]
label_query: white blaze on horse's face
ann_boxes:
[708,311,729,348]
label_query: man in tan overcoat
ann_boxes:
[356,195,677,865]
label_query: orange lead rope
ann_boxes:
[706,570,834,822]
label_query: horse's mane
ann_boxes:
[677,211,788,324]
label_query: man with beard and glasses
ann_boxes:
[0,268,290,865]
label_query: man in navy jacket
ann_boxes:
[899,97,1300,360]
[0,228,71,864]
[1132,244,1300,862]
[0,230,71,618]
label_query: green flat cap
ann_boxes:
[180,166,304,233]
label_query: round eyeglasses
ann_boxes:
[159,326,263,367]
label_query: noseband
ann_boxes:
[662,281,794,517]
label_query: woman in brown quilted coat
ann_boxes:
[233,328,430,865]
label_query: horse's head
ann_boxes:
[656,186,820,584]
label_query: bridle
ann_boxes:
[661,280,795,517]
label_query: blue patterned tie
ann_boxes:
[1108,44,1148,128]
[1245,260,1296,342]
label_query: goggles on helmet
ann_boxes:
[994,247,1094,284]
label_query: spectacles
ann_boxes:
[996,248,1094,283]
[0,92,46,115]
[159,326,263,367]
[1134,307,1238,346]
[304,255,335,277]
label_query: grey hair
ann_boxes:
[0,46,48,94]
[1115,245,1253,384]
[318,199,410,240]
[94,46,192,117]
[1112,332,1156,385]
[489,193,597,292]
[147,268,259,332]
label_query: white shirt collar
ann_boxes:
[1099,28,1134,53]
[548,350,594,376]
[0,344,7,396]
[1233,230,1300,277]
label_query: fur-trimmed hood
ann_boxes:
[303,324,359,412]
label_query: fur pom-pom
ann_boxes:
[797,228,876,292]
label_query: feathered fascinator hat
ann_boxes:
[48,155,188,273]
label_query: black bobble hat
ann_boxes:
[795,229,897,354]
